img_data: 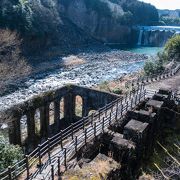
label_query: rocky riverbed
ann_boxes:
[0,49,148,111]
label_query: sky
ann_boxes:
[140,0,180,10]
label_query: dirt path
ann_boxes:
[146,71,180,94]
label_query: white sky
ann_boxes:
[140,0,180,10]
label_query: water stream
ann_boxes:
[0,47,162,111]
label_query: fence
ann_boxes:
[0,85,147,180]
[125,64,180,88]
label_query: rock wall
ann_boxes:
[60,0,132,44]
[141,30,176,47]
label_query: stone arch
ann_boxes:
[49,102,55,125]
[20,115,28,144]
[34,108,41,136]
[75,95,83,117]
[60,97,65,119]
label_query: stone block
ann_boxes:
[138,109,156,124]
[158,88,172,97]
[127,110,139,120]
[123,119,149,160]
[111,133,135,150]
[123,119,149,143]
[153,93,169,101]
[146,99,164,111]
[110,132,136,163]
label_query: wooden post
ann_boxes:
[48,138,51,163]
[135,95,137,105]
[98,110,101,121]
[109,113,112,126]
[84,128,87,145]
[126,101,128,111]
[58,156,61,177]
[131,99,133,109]
[139,92,141,102]
[125,93,127,102]
[8,166,12,180]
[25,155,29,179]
[144,89,146,100]
[75,136,78,153]
[64,148,67,170]
[38,144,42,168]
[102,117,105,133]
[115,105,118,121]
[111,104,113,113]
[105,105,107,117]
[51,164,54,180]
[60,130,63,149]
[71,123,74,140]
[83,117,85,130]
[94,122,96,137]
[121,104,123,116]
[130,91,132,99]
[91,113,94,126]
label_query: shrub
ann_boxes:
[0,134,23,171]
[164,35,180,62]
[112,88,123,95]
[144,60,164,76]
[144,61,155,76]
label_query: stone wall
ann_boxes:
[4,85,119,150]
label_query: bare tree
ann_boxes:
[0,29,31,95]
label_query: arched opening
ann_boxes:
[60,97,64,119]
[34,109,41,136]
[75,95,83,117]
[49,102,55,125]
[20,115,28,144]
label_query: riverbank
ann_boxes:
[0,48,149,111]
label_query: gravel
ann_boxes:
[0,49,148,111]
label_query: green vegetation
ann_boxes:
[112,88,123,95]
[160,16,180,26]
[164,35,180,62]
[144,59,164,76]
[144,35,180,75]
[0,134,23,170]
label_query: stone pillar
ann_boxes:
[82,96,88,117]
[40,105,49,139]
[27,111,36,149]
[64,93,74,125]
[9,116,21,145]
[8,119,21,145]
[54,100,60,132]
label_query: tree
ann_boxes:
[0,29,31,95]
[164,35,180,62]
[0,134,23,170]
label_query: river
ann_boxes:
[0,47,162,111]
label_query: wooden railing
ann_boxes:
[0,85,147,180]
[125,64,180,88]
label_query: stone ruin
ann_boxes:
[1,85,119,151]
[0,84,179,179]
[64,88,179,179]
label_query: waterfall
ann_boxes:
[137,30,143,46]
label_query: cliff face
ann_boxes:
[60,0,132,44]
[0,0,159,52]
[60,0,159,44]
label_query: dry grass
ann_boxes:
[62,154,120,180]
[0,29,31,95]
[62,55,85,67]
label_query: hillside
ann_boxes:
[158,9,180,26]
[0,0,159,55]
